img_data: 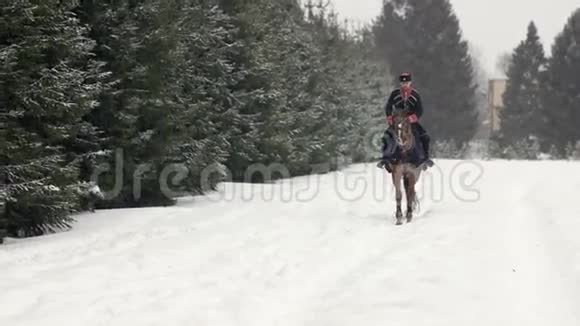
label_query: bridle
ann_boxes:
[393,109,414,152]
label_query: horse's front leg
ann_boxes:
[404,173,417,223]
[392,168,404,225]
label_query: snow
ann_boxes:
[45,185,61,192]
[88,184,103,197]
[1,159,580,326]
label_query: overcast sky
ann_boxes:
[329,0,579,77]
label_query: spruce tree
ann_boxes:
[77,0,254,205]
[77,0,183,207]
[216,0,295,179]
[220,0,349,176]
[173,1,257,192]
[374,0,479,144]
[0,0,103,236]
[542,9,580,152]
[500,22,547,150]
[224,0,388,173]
[301,5,356,170]
[343,28,391,163]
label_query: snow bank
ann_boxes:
[1,160,580,326]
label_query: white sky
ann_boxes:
[329,0,579,77]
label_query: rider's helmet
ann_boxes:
[399,72,413,100]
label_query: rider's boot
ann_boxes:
[421,158,434,170]
[420,135,434,170]
[376,159,394,173]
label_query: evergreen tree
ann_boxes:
[0,0,392,240]
[0,0,104,236]
[217,0,301,179]
[77,0,183,207]
[173,1,257,192]
[220,0,373,176]
[373,0,479,144]
[344,28,391,163]
[77,0,254,205]
[542,9,580,152]
[500,22,547,149]
[300,4,358,171]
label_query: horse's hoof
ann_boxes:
[396,219,404,226]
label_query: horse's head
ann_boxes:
[392,109,414,152]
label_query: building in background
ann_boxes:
[488,79,507,132]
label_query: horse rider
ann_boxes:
[377,72,434,172]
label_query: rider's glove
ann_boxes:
[407,114,418,123]
[386,116,394,125]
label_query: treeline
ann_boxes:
[5,0,570,239]
[0,0,389,237]
[497,9,580,159]
[373,1,580,160]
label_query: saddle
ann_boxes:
[381,127,425,167]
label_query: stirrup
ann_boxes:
[376,160,393,173]
[420,159,434,170]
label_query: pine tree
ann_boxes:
[542,9,580,152]
[374,0,479,144]
[172,1,256,192]
[373,0,407,76]
[301,5,358,170]
[500,22,547,150]
[344,28,391,163]
[0,0,406,240]
[255,0,334,175]
[0,0,103,236]
[224,0,389,173]
[76,0,254,205]
[216,0,298,179]
[221,0,361,176]
[77,0,183,207]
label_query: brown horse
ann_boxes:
[388,110,422,225]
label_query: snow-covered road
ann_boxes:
[1,160,580,326]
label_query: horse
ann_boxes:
[387,109,422,225]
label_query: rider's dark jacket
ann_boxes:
[385,88,424,118]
